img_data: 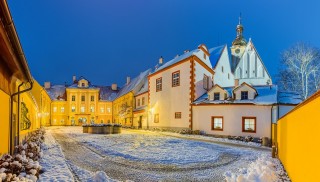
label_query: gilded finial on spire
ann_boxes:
[232,13,247,46]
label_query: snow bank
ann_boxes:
[224,154,287,182]
[38,129,73,182]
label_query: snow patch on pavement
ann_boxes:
[38,129,74,182]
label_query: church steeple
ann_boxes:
[232,14,247,46]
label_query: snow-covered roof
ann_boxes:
[153,49,199,73]
[46,85,67,101]
[115,69,151,99]
[96,86,119,101]
[135,78,148,96]
[194,85,302,106]
[209,45,225,69]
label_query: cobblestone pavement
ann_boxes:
[50,127,267,182]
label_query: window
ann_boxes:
[156,78,162,92]
[241,91,248,100]
[107,108,111,113]
[228,73,230,79]
[172,71,180,87]
[211,117,223,131]
[100,107,105,113]
[203,74,209,90]
[81,95,85,102]
[61,119,64,124]
[72,95,75,101]
[203,53,207,60]
[81,106,85,113]
[222,66,224,73]
[154,114,159,123]
[90,106,94,112]
[61,107,65,113]
[142,97,145,105]
[71,106,75,112]
[91,96,94,102]
[137,99,140,107]
[175,112,181,119]
[81,83,85,87]
[242,117,256,133]
[53,107,57,113]
[214,92,220,100]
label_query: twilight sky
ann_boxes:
[8,0,320,86]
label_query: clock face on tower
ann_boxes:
[235,49,240,54]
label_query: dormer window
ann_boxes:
[214,93,220,100]
[222,66,224,73]
[203,53,207,60]
[241,91,248,100]
[81,83,85,87]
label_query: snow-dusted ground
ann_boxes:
[39,127,289,182]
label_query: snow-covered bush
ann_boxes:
[0,128,45,182]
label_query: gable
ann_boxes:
[233,82,257,100]
[78,79,89,88]
[208,85,228,100]
[234,40,272,84]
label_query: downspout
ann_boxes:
[9,81,33,155]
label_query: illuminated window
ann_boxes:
[172,71,180,87]
[107,108,111,113]
[81,95,85,102]
[203,74,209,90]
[212,117,223,131]
[81,106,85,113]
[100,107,105,113]
[175,112,181,119]
[91,96,94,102]
[156,78,162,92]
[90,106,94,112]
[53,107,57,113]
[242,117,256,133]
[241,91,248,100]
[61,107,65,113]
[71,106,75,112]
[154,114,159,123]
[142,97,145,105]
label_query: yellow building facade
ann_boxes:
[0,1,45,155]
[277,90,320,181]
[113,92,134,126]
[48,77,115,126]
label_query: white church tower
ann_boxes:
[230,15,272,86]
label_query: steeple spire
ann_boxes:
[232,13,247,46]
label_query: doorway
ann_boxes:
[138,116,142,129]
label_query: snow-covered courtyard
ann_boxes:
[38,127,289,182]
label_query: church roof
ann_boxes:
[209,45,226,69]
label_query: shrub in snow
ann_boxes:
[0,127,45,181]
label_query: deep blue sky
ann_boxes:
[8,0,320,86]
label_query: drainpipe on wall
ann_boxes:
[10,81,33,155]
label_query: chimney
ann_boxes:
[159,56,163,64]
[72,75,76,82]
[234,79,239,87]
[126,77,131,85]
[111,84,117,91]
[44,82,51,89]
[175,54,179,58]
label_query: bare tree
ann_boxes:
[278,43,320,100]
